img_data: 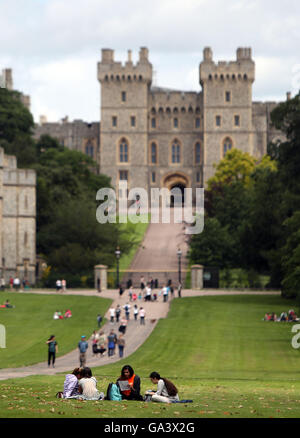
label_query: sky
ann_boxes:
[0,0,299,123]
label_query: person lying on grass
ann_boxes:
[116,365,143,401]
[146,371,179,404]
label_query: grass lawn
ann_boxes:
[0,292,112,368]
[1,294,300,418]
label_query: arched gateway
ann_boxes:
[162,172,190,207]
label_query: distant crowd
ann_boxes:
[263,309,299,322]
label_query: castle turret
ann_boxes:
[200,47,255,183]
[98,48,153,192]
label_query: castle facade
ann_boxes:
[35,47,286,195]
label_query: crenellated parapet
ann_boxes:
[98,47,152,84]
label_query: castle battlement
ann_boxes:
[98,47,152,84]
[200,47,255,84]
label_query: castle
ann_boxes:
[35,47,286,195]
[0,148,36,284]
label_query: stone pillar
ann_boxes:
[94,265,107,291]
[191,264,203,290]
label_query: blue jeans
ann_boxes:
[118,345,124,357]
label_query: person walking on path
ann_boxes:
[46,335,58,368]
[78,335,89,367]
[119,316,127,335]
[133,304,139,321]
[177,283,182,298]
[162,285,168,302]
[107,330,117,357]
[117,334,125,358]
[139,307,146,325]
[109,306,115,323]
[62,279,66,292]
[115,305,121,323]
[97,314,102,328]
[123,303,131,320]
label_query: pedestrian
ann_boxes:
[97,314,102,328]
[56,279,61,292]
[97,330,107,357]
[139,307,146,325]
[107,330,117,357]
[128,286,133,302]
[140,276,145,293]
[145,284,152,302]
[119,284,124,297]
[117,334,125,358]
[162,285,168,302]
[109,306,115,323]
[116,304,121,323]
[123,303,130,320]
[9,277,13,290]
[78,335,89,367]
[62,279,66,292]
[0,277,5,291]
[46,335,58,368]
[170,284,174,299]
[177,282,182,298]
[133,304,138,321]
[119,317,127,335]
[97,277,101,293]
[13,277,20,291]
[91,330,100,356]
[150,277,154,289]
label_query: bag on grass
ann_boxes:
[105,382,122,401]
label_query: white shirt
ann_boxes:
[139,308,145,317]
[109,308,115,316]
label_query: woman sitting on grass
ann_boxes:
[117,365,143,401]
[147,371,179,403]
[78,367,103,400]
[63,367,83,398]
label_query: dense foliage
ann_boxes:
[189,92,300,297]
[0,89,134,287]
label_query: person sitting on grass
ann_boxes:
[63,367,83,398]
[116,365,143,401]
[64,309,72,318]
[4,300,14,308]
[146,371,179,404]
[78,367,103,400]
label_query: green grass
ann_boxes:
[0,293,112,368]
[1,294,300,418]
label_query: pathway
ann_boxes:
[0,288,280,381]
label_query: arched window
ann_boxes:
[119,138,129,162]
[223,137,233,156]
[195,142,201,164]
[85,140,94,158]
[151,142,157,164]
[171,139,181,163]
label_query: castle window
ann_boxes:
[85,141,94,158]
[112,116,117,127]
[243,74,248,80]
[234,115,240,126]
[223,137,233,156]
[151,142,157,164]
[119,170,128,181]
[119,138,129,162]
[181,107,186,113]
[195,117,200,128]
[131,116,136,127]
[171,139,181,163]
[166,107,171,114]
[151,107,156,115]
[195,142,201,164]
[225,91,231,102]
[24,232,28,246]
[196,171,201,183]
[121,91,126,102]
[173,107,178,114]
[151,172,156,183]
[151,117,156,129]
[216,115,221,127]
[173,118,178,128]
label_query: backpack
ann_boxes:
[105,382,122,401]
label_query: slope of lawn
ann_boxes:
[1,294,300,418]
[0,292,112,368]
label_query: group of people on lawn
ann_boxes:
[264,309,299,322]
[60,364,180,404]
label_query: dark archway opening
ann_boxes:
[170,183,185,208]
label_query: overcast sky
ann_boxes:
[0,0,299,123]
